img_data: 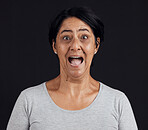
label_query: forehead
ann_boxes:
[59,17,93,33]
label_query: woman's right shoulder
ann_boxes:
[20,82,46,99]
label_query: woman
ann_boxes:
[7,7,138,130]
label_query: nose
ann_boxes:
[70,38,81,51]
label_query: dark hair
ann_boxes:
[48,6,104,47]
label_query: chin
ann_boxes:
[68,70,86,79]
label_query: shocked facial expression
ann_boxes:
[53,17,100,79]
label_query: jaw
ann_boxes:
[59,58,91,81]
[58,52,94,81]
[60,68,91,83]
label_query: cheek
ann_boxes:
[57,44,67,54]
[84,44,95,54]
[56,45,69,62]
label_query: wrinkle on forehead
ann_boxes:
[58,17,93,34]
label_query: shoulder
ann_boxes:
[99,82,129,106]
[99,82,133,115]
[22,82,44,93]
[100,82,126,98]
[19,82,46,101]
[10,82,47,120]
[99,82,138,129]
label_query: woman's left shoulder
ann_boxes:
[99,82,128,100]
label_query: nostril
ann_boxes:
[70,47,81,51]
[70,41,81,51]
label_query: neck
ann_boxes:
[57,72,92,98]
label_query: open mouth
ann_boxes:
[68,56,84,66]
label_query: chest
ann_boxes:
[28,90,119,130]
[48,90,99,111]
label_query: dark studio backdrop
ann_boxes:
[0,0,147,129]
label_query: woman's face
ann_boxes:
[53,17,100,79]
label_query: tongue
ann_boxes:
[71,59,81,66]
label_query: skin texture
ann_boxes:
[46,17,101,110]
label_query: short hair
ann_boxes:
[48,6,104,47]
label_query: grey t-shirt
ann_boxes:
[7,82,138,130]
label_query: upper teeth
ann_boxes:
[70,56,81,58]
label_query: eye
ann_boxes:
[63,36,70,40]
[81,35,88,40]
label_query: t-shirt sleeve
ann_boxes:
[7,91,29,130]
[118,93,138,130]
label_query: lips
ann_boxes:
[68,56,84,66]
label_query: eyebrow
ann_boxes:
[60,28,90,34]
[78,28,89,32]
[61,30,72,34]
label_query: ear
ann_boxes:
[52,40,57,54]
[94,37,100,53]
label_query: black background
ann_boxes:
[0,0,147,129]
